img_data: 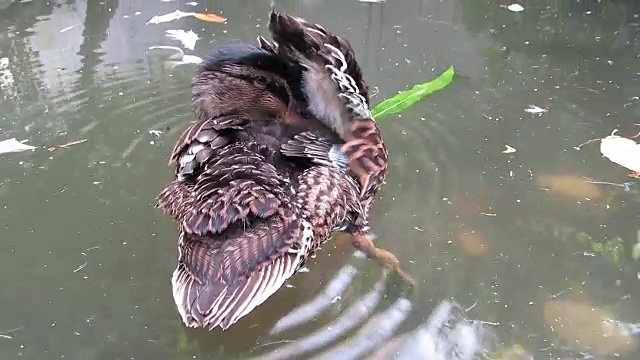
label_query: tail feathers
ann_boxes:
[267,10,368,101]
[267,10,371,141]
[257,35,278,54]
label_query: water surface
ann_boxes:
[1,0,640,359]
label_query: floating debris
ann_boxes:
[60,25,77,33]
[47,138,88,152]
[192,12,227,23]
[506,4,525,12]
[371,66,455,120]
[0,326,23,340]
[59,139,87,148]
[0,138,36,155]
[599,130,640,173]
[524,104,548,114]
[502,144,516,154]
[582,176,634,192]
[166,29,200,50]
[146,10,226,25]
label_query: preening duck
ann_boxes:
[156,9,413,331]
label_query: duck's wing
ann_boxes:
[267,10,387,204]
[172,210,309,331]
[171,162,359,330]
[162,134,307,329]
[158,117,322,331]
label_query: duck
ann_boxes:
[156,9,413,331]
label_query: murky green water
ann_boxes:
[1,0,640,359]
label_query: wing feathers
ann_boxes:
[170,165,360,330]
[172,221,312,330]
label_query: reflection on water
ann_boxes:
[1,0,640,359]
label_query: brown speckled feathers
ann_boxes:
[157,118,361,330]
[156,41,368,330]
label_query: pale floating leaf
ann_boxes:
[146,10,193,25]
[177,55,203,65]
[506,4,525,12]
[165,29,200,50]
[502,144,517,154]
[524,104,548,114]
[0,138,36,155]
[599,130,640,172]
[371,66,455,120]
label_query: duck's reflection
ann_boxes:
[250,252,498,360]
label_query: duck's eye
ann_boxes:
[255,76,268,87]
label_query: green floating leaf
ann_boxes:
[371,66,455,120]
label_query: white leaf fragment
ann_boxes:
[525,104,548,114]
[166,29,199,50]
[147,10,193,25]
[599,130,640,172]
[507,4,525,12]
[0,138,36,155]
[178,55,203,65]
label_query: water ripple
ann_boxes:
[381,105,464,215]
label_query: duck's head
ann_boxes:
[192,43,304,122]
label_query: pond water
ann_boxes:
[1,0,640,359]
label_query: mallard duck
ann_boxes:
[156,9,412,331]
